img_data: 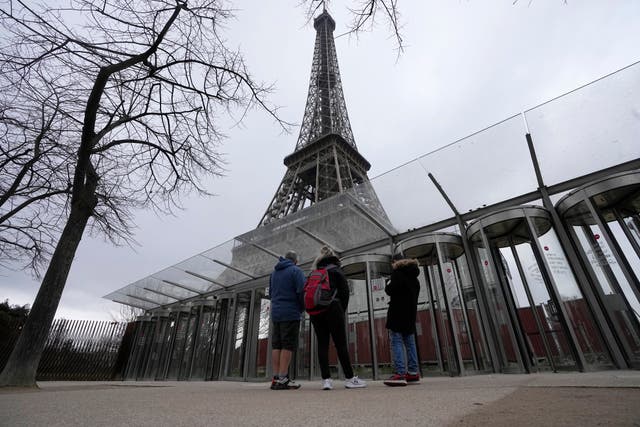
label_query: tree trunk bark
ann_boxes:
[0,204,93,387]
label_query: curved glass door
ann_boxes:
[468,206,612,373]
[558,172,640,368]
[342,254,392,380]
[396,233,491,376]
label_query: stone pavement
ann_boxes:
[1,371,639,427]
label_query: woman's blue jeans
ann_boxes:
[390,331,418,374]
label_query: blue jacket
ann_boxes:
[269,257,305,322]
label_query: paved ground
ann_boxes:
[1,371,639,426]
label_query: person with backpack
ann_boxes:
[383,253,421,387]
[306,246,367,390]
[269,250,305,390]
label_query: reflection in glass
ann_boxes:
[190,304,216,380]
[228,292,251,377]
[474,244,521,372]
[206,300,226,380]
[143,317,169,380]
[568,212,640,365]
[166,311,190,379]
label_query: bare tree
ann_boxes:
[0,71,74,274]
[0,0,284,387]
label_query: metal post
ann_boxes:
[364,260,379,379]
[526,128,628,370]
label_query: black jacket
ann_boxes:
[385,258,420,334]
[316,255,350,312]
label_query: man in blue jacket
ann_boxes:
[269,250,305,390]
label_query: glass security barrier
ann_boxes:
[189,302,220,380]
[144,312,171,380]
[226,291,252,379]
[207,298,229,380]
[395,233,493,376]
[557,170,640,368]
[247,288,271,380]
[166,308,195,380]
[467,206,612,373]
[341,253,392,380]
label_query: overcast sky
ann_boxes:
[2,1,640,320]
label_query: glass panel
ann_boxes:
[301,195,390,251]
[166,312,189,380]
[510,243,576,370]
[144,317,169,380]
[415,265,440,373]
[296,315,312,379]
[534,226,613,367]
[439,252,471,371]
[361,160,453,233]
[418,115,537,213]
[206,300,226,380]
[525,62,640,186]
[369,261,392,377]
[346,278,373,379]
[190,305,216,380]
[178,309,199,379]
[228,292,251,377]
[572,221,640,365]
[125,321,151,380]
[609,218,640,300]
[474,244,521,372]
[629,215,640,247]
[427,263,457,373]
[156,313,177,379]
[455,255,492,372]
[247,289,270,379]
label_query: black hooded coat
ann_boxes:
[385,258,420,334]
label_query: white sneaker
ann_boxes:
[344,376,367,389]
[322,378,333,390]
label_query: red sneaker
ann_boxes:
[405,373,421,384]
[383,373,407,387]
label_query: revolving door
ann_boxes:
[341,254,392,380]
[467,206,612,373]
[557,170,640,368]
[395,233,492,376]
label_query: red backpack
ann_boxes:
[303,268,337,315]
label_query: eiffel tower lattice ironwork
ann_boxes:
[259,10,390,227]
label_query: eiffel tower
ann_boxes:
[259,9,390,227]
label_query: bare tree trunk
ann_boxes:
[0,196,95,387]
